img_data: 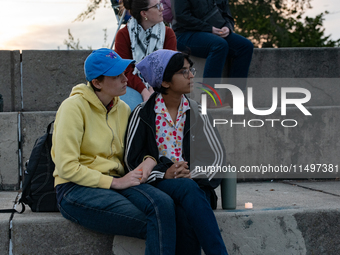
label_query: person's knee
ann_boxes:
[152,190,176,213]
[211,39,229,54]
[160,193,175,211]
[177,179,202,195]
[244,38,254,54]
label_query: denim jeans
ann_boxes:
[58,184,176,255]
[177,31,253,91]
[155,179,228,255]
[120,86,143,111]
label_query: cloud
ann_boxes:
[1,8,118,50]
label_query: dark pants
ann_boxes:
[177,31,254,91]
[58,184,176,255]
[155,178,228,255]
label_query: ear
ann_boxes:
[162,81,171,89]
[140,10,147,20]
[91,78,102,90]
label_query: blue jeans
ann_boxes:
[58,184,176,255]
[155,179,228,255]
[120,86,143,111]
[177,31,253,91]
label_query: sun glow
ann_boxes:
[1,0,117,50]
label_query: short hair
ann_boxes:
[154,52,193,95]
[89,75,105,92]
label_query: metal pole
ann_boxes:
[110,9,127,49]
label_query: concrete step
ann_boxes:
[1,48,340,112]
[1,181,340,254]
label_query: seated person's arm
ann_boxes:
[174,0,212,33]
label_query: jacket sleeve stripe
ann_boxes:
[124,105,142,172]
[146,171,165,183]
[198,105,224,180]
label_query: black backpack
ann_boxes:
[19,121,58,212]
[1,121,58,214]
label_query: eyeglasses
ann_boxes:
[144,2,163,11]
[175,67,196,79]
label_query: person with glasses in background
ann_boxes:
[125,49,228,255]
[115,0,177,111]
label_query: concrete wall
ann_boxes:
[0,48,339,112]
[248,48,340,78]
[211,106,340,180]
[0,113,19,190]
[0,51,21,112]
[21,50,91,111]
[20,112,56,173]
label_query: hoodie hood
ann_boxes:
[70,83,120,112]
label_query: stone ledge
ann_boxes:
[12,211,114,255]
[8,208,340,255]
[2,181,339,254]
[1,48,340,112]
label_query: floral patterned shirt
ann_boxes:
[155,94,190,162]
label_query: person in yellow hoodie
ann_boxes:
[51,48,176,255]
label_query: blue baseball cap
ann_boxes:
[84,48,135,81]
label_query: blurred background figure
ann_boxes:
[172,0,253,107]
[115,0,177,110]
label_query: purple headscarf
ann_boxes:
[136,49,180,88]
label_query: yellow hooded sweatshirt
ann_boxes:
[52,83,131,189]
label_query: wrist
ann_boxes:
[143,155,157,163]
[110,178,120,189]
[143,157,157,169]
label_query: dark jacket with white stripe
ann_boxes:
[124,93,225,189]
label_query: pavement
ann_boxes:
[216,179,340,211]
[1,179,340,255]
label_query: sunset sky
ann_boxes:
[1,0,340,51]
[1,0,117,50]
